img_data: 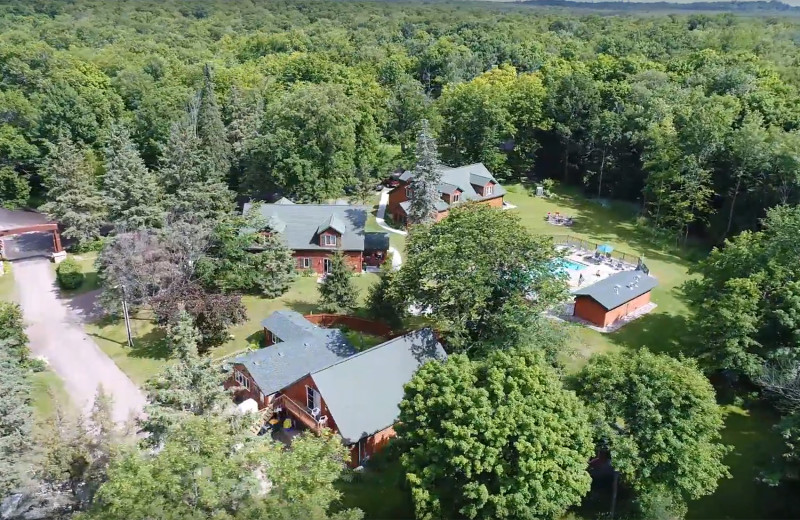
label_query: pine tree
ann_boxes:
[140,311,230,447]
[318,252,358,313]
[41,135,106,244]
[407,119,442,225]
[0,341,33,496]
[103,124,163,230]
[197,64,231,179]
[366,254,404,329]
[226,85,262,162]
[159,115,234,223]
[351,113,382,204]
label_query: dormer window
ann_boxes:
[485,184,493,196]
[322,234,337,247]
[452,192,460,202]
[405,186,412,198]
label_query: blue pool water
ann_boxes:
[554,259,588,272]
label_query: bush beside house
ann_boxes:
[56,257,84,290]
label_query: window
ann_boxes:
[322,234,336,246]
[306,386,321,413]
[323,258,333,274]
[269,331,280,344]
[299,257,311,269]
[452,192,460,202]
[235,370,250,390]
[485,184,493,196]
[405,186,412,198]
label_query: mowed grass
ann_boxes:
[89,272,382,384]
[30,369,70,420]
[54,252,100,296]
[0,261,16,302]
[503,183,698,367]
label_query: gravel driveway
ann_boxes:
[13,258,145,423]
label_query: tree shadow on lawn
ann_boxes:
[541,193,699,267]
[607,311,698,358]
[127,327,169,360]
[283,298,318,315]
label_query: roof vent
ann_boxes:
[278,352,284,357]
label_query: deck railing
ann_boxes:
[553,235,640,265]
[272,394,328,433]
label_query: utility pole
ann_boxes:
[120,284,134,348]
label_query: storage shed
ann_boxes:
[572,270,657,328]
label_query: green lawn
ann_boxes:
[336,448,413,519]
[503,183,698,366]
[90,272,382,383]
[0,261,16,302]
[54,252,100,296]
[341,328,387,352]
[31,369,70,420]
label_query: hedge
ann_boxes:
[56,257,84,290]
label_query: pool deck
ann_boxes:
[559,247,634,289]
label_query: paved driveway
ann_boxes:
[13,258,145,422]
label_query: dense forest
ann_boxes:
[4,0,800,243]
[7,1,800,519]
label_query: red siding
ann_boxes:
[388,180,505,226]
[293,250,363,274]
[574,291,652,327]
[280,375,339,433]
[349,425,397,467]
[318,230,341,247]
[225,364,269,407]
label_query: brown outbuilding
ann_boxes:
[572,270,657,328]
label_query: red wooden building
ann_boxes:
[572,270,658,328]
[242,201,389,275]
[387,163,505,225]
[227,311,446,466]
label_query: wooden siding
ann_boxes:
[293,249,363,274]
[574,291,652,327]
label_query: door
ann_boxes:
[306,387,321,415]
[323,258,332,274]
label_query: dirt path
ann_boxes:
[13,258,145,422]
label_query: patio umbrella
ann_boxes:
[597,244,614,254]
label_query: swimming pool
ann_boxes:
[554,258,588,272]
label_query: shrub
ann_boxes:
[56,257,84,290]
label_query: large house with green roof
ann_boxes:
[387,162,506,225]
[227,310,446,466]
[243,201,390,274]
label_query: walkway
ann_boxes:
[13,258,145,423]
[376,188,407,236]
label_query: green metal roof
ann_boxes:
[572,270,657,310]
[310,328,446,444]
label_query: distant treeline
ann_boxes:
[522,0,800,14]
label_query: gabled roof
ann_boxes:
[317,214,346,235]
[274,197,295,205]
[399,199,450,214]
[234,311,356,395]
[572,270,658,310]
[438,182,462,195]
[266,215,286,233]
[310,328,446,444]
[261,310,321,343]
[242,203,387,252]
[395,163,505,213]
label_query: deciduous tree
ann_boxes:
[397,349,594,520]
[575,350,730,509]
[394,204,567,352]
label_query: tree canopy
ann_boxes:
[397,348,594,520]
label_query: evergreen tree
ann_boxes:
[0,341,33,496]
[318,252,358,313]
[225,85,262,163]
[197,64,231,179]
[41,135,106,245]
[102,123,163,230]
[140,311,230,447]
[159,115,234,223]
[407,119,442,225]
[366,255,404,329]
